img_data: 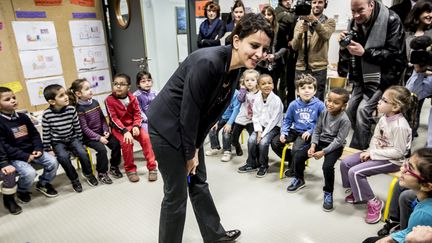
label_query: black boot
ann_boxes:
[3,194,23,215]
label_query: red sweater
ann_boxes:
[105,92,142,134]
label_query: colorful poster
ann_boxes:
[195,1,210,17]
[73,45,109,72]
[70,0,94,7]
[78,69,112,95]
[12,21,58,50]
[19,49,63,78]
[34,0,62,6]
[25,76,65,106]
[69,20,105,46]
[2,81,23,93]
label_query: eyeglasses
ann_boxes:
[113,82,129,87]
[402,160,425,182]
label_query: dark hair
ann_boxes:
[330,88,350,104]
[261,6,278,31]
[43,84,64,102]
[295,74,317,90]
[0,87,13,95]
[258,73,273,84]
[231,13,274,44]
[204,1,221,19]
[385,86,419,129]
[113,73,131,85]
[136,70,152,87]
[67,78,88,106]
[412,148,432,194]
[405,0,432,32]
[232,0,245,13]
[410,35,432,50]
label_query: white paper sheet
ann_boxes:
[25,76,66,106]
[78,69,112,95]
[12,21,58,50]
[73,45,109,72]
[19,49,63,79]
[69,20,106,46]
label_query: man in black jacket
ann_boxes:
[337,0,407,150]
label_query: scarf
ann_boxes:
[200,18,222,39]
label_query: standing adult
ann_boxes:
[291,0,336,101]
[391,0,418,24]
[147,13,273,243]
[223,0,245,46]
[337,0,407,150]
[197,1,225,48]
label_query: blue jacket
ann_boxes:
[221,90,240,125]
[281,97,325,135]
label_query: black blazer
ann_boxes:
[148,45,241,161]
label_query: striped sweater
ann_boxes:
[76,99,109,141]
[42,105,82,150]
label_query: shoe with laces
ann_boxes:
[366,197,384,224]
[323,192,333,212]
[287,178,305,192]
[256,166,268,178]
[98,173,113,184]
[205,148,221,156]
[284,168,295,178]
[109,166,123,178]
[148,169,158,182]
[345,193,355,204]
[214,229,241,242]
[85,174,99,187]
[221,151,232,162]
[17,191,32,204]
[377,220,400,236]
[36,182,58,198]
[72,180,83,193]
[237,164,258,173]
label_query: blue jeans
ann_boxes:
[53,138,92,181]
[11,152,58,192]
[246,126,280,168]
[208,119,232,151]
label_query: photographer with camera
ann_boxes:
[291,0,335,101]
[337,0,406,150]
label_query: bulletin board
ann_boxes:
[0,0,110,112]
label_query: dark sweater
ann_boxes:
[76,99,109,141]
[0,141,10,168]
[0,112,43,162]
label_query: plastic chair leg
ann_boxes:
[76,147,95,175]
[279,144,290,179]
[383,176,398,222]
[241,130,244,144]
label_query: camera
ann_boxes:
[339,30,358,48]
[292,0,312,16]
[410,50,432,65]
[410,36,432,65]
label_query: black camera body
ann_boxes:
[339,30,358,48]
[292,0,312,16]
[410,50,432,65]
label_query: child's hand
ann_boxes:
[223,124,232,133]
[132,127,140,136]
[302,132,311,141]
[32,151,42,158]
[99,136,109,145]
[124,131,133,144]
[313,151,325,160]
[1,165,16,175]
[256,132,262,144]
[360,151,370,162]
[307,147,315,157]
[279,134,286,143]
[103,131,110,138]
[27,154,35,163]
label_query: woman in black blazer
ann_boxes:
[148,13,273,243]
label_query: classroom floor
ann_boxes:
[0,102,429,243]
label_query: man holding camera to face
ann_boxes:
[337,0,406,150]
[291,0,335,101]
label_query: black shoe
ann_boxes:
[377,220,400,236]
[85,174,99,187]
[109,166,123,178]
[235,145,243,156]
[98,173,113,184]
[214,229,241,242]
[284,168,295,178]
[287,178,305,193]
[256,166,268,178]
[3,194,22,215]
[36,182,58,198]
[72,180,83,193]
[237,164,257,173]
[17,191,31,204]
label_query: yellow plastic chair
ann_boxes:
[326,77,347,96]
[76,147,95,174]
[279,143,309,179]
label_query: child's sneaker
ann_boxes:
[85,174,99,187]
[127,172,140,182]
[256,166,268,178]
[287,178,305,193]
[148,169,158,182]
[235,145,243,156]
[284,168,295,178]
[98,173,113,184]
[366,197,384,224]
[17,191,32,204]
[345,193,355,204]
[377,220,400,236]
[36,182,58,198]
[72,180,83,193]
[205,148,221,156]
[109,166,123,178]
[323,191,333,212]
[237,164,258,173]
[221,151,232,162]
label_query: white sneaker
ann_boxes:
[221,151,232,162]
[205,149,221,156]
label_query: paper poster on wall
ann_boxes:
[34,0,62,6]
[93,93,109,116]
[176,34,188,63]
[12,21,58,50]
[69,20,106,46]
[19,49,63,79]
[78,69,112,94]
[73,45,108,72]
[25,76,65,106]
[70,0,94,7]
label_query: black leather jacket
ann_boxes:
[338,2,407,93]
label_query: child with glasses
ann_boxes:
[340,86,418,224]
[363,148,432,243]
[105,73,158,183]
[133,71,157,132]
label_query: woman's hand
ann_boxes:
[186,149,199,175]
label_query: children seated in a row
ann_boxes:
[105,73,158,183]
[341,86,418,224]
[0,140,22,215]
[206,89,240,162]
[69,79,122,184]
[0,87,59,201]
[238,74,283,177]
[271,74,325,189]
[133,70,157,132]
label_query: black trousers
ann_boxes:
[149,125,226,243]
[315,141,344,193]
[85,135,121,173]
